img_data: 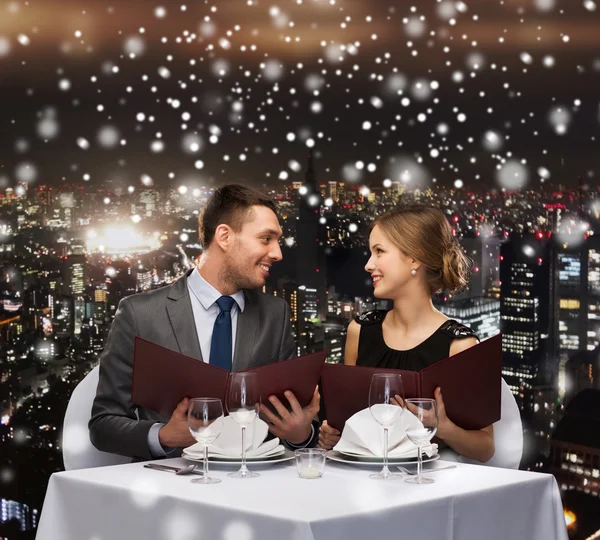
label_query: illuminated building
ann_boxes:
[295,154,328,353]
[296,153,327,321]
[136,269,152,291]
[500,236,553,408]
[94,290,107,303]
[459,236,501,299]
[80,318,105,354]
[341,299,355,321]
[438,297,500,341]
[139,189,158,215]
[587,238,600,352]
[556,249,584,359]
[35,338,57,361]
[0,499,38,532]
[322,320,346,364]
[73,298,85,336]
[53,297,73,337]
[549,389,600,497]
[66,254,85,296]
[94,301,107,324]
[328,181,338,203]
[354,297,391,316]
[297,285,319,355]
[276,279,300,350]
[549,237,600,398]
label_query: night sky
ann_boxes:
[1,0,599,191]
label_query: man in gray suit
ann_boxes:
[89,184,320,459]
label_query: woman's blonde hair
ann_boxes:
[370,204,471,294]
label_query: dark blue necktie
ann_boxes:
[209,296,236,371]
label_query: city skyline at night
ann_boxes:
[2,168,600,535]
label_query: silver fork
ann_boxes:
[397,465,457,475]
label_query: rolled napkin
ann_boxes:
[333,407,437,458]
[183,416,285,459]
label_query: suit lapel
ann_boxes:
[232,290,258,371]
[166,272,203,361]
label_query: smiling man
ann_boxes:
[90,184,319,460]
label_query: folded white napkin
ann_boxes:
[334,407,437,458]
[184,416,284,459]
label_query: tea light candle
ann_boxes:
[295,448,326,479]
[299,466,322,479]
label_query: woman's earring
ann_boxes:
[411,269,417,276]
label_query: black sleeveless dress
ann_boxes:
[355,310,478,370]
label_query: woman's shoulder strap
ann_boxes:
[354,309,389,326]
[438,319,480,341]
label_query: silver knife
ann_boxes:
[143,463,203,475]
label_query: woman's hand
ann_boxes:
[405,387,454,437]
[318,420,341,450]
[433,387,455,439]
[429,386,495,462]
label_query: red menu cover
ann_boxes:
[132,337,328,417]
[321,334,502,431]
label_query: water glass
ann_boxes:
[368,373,404,480]
[404,398,438,485]
[187,397,225,484]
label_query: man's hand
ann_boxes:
[158,397,196,448]
[318,420,340,450]
[260,386,320,445]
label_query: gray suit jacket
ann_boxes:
[89,269,297,459]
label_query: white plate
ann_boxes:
[327,450,440,466]
[183,450,295,466]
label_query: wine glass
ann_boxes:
[368,373,404,480]
[404,398,438,484]
[187,398,225,484]
[226,372,260,479]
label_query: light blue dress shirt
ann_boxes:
[185,267,245,363]
[147,269,245,457]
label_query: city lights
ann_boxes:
[86,227,161,254]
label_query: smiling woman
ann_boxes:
[367,205,471,297]
[319,205,496,464]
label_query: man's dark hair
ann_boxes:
[198,184,278,248]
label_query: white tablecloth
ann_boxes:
[37,458,568,540]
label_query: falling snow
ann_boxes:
[0,1,596,193]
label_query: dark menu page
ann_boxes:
[132,337,328,416]
[321,334,502,431]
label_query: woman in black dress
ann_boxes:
[319,205,495,463]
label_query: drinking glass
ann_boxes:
[368,373,404,480]
[187,398,225,484]
[226,372,260,478]
[404,398,438,484]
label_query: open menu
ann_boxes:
[131,337,328,417]
[321,334,502,431]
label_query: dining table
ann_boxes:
[36,456,569,540]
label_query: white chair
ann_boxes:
[441,378,523,469]
[62,366,131,471]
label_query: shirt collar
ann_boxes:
[187,267,245,313]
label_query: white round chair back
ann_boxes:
[62,366,131,471]
[456,378,523,469]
